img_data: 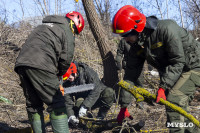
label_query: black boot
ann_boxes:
[97,107,110,119]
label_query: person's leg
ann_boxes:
[18,67,45,133]
[27,111,45,133]
[50,107,69,133]
[21,67,69,133]
[119,80,134,108]
[184,71,200,133]
[166,70,200,133]
[96,87,115,119]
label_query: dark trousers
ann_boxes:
[17,66,66,113]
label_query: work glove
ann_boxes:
[79,106,87,117]
[156,88,166,103]
[117,107,133,124]
[68,115,79,126]
[59,85,64,96]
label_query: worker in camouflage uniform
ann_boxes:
[62,62,115,126]
[112,5,200,133]
[14,11,84,133]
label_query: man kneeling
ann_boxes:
[62,62,115,126]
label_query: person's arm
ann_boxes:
[81,67,105,108]
[57,25,75,76]
[124,46,145,84]
[121,46,145,107]
[115,39,125,70]
[117,48,145,122]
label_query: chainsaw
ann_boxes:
[59,76,95,94]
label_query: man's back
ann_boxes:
[15,15,75,74]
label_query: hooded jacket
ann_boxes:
[15,15,75,75]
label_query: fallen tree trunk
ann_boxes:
[118,80,200,128]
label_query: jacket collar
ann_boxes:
[137,16,158,47]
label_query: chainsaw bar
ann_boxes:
[64,84,95,94]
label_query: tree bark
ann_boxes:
[82,0,118,88]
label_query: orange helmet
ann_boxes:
[112,5,146,36]
[66,11,85,34]
[63,62,77,80]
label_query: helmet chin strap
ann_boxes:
[69,19,75,35]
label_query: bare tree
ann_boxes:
[166,0,169,18]
[19,0,25,19]
[0,1,8,23]
[32,0,64,16]
[155,0,163,19]
[94,0,112,36]
[43,0,49,15]
[178,0,184,28]
[33,0,46,16]
[183,0,200,38]
[81,0,118,88]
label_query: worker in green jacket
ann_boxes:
[62,62,115,126]
[112,5,200,133]
[14,11,85,133]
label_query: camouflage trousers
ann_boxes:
[166,70,200,133]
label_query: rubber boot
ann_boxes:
[50,107,69,133]
[28,111,45,133]
[97,107,110,119]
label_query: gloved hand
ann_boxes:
[68,115,79,126]
[117,107,133,123]
[79,106,87,117]
[59,85,64,96]
[156,88,166,103]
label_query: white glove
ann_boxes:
[150,70,159,76]
[68,115,79,126]
[79,106,87,117]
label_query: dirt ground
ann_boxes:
[1,43,200,133]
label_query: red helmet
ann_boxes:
[112,5,146,35]
[63,62,77,80]
[66,11,85,34]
